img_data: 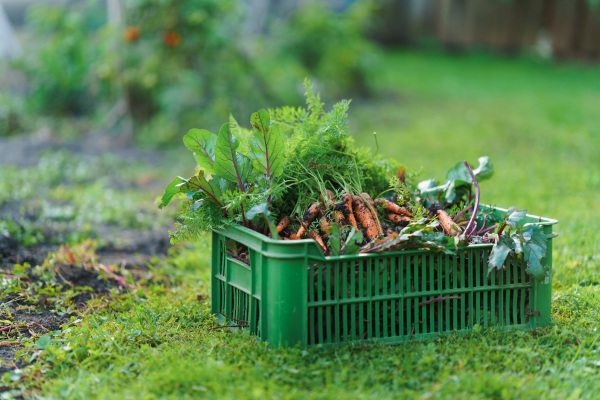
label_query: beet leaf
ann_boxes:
[214,123,252,192]
[249,109,284,179]
[183,128,218,173]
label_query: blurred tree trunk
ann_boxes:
[105,0,134,143]
[107,0,123,25]
[581,5,600,60]
[0,3,21,59]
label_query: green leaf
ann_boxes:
[342,228,363,255]
[249,109,285,179]
[214,123,252,191]
[183,129,218,173]
[158,177,186,209]
[444,179,470,203]
[362,220,446,253]
[245,202,270,220]
[178,171,229,211]
[504,207,527,230]
[36,334,51,349]
[329,226,363,256]
[446,156,494,183]
[520,225,548,282]
[472,156,494,180]
[488,235,512,273]
[446,162,471,182]
[245,202,278,239]
[417,178,438,193]
[417,179,448,201]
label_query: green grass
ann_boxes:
[4,50,600,399]
[0,150,176,246]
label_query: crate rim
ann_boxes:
[213,204,558,262]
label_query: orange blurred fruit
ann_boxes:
[123,26,140,42]
[163,31,182,48]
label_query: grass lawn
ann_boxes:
[2,50,600,399]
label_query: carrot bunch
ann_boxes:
[276,190,416,255]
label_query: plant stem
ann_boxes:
[477,223,497,236]
[463,161,480,239]
[453,206,469,222]
[497,222,507,237]
[240,204,248,227]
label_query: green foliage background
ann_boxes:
[10,0,379,146]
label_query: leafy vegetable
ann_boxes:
[249,110,285,179]
[246,203,279,240]
[328,225,363,256]
[159,83,551,285]
[485,208,549,282]
[361,219,447,253]
[417,156,494,206]
[183,129,218,173]
[214,123,253,192]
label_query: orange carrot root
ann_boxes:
[296,202,321,238]
[309,230,328,254]
[352,195,379,240]
[333,210,346,225]
[319,210,346,236]
[321,190,335,206]
[375,198,411,216]
[361,193,374,206]
[340,193,358,229]
[437,209,463,237]
[319,216,333,235]
[387,212,411,225]
[360,193,383,236]
[276,216,291,234]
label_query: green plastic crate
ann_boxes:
[211,205,558,347]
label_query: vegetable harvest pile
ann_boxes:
[160,82,550,282]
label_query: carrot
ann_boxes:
[309,230,328,254]
[352,195,379,240]
[387,213,411,225]
[320,210,346,236]
[319,216,332,235]
[296,202,321,238]
[320,190,336,207]
[276,216,291,234]
[360,193,383,236]
[333,210,346,225]
[375,198,411,216]
[437,209,462,237]
[361,193,374,206]
[339,193,358,229]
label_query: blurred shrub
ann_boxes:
[0,92,24,137]
[259,0,380,103]
[14,0,379,146]
[111,0,272,145]
[15,2,111,116]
